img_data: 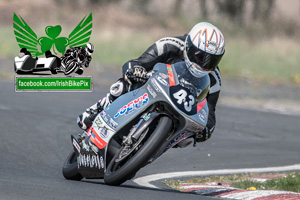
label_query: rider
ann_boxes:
[60,42,94,75]
[77,22,225,143]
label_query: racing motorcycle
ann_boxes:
[62,61,210,186]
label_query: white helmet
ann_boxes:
[85,42,94,55]
[184,22,225,77]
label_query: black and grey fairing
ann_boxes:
[72,61,210,178]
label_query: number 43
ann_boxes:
[173,89,195,112]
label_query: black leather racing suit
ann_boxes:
[121,35,222,134]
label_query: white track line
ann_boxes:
[221,190,298,200]
[133,164,300,189]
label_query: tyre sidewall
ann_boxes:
[104,116,172,185]
[62,150,83,181]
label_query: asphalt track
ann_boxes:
[1,79,300,200]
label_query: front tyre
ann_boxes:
[104,116,172,186]
[62,150,83,181]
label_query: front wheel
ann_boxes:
[104,116,172,186]
[62,150,83,181]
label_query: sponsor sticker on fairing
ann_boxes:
[94,117,103,130]
[99,127,109,138]
[88,141,99,153]
[198,113,207,123]
[201,109,207,117]
[147,84,157,98]
[114,93,149,118]
[190,121,204,131]
[73,138,81,153]
[89,116,116,149]
[151,79,160,92]
[156,75,169,86]
[166,132,190,149]
[143,113,151,121]
[159,73,169,79]
[77,154,104,169]
[89,127,108,149]
[100,111,118,130]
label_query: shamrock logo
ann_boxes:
[38,25,68,54]
[13,13,92,57]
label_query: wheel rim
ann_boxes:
[107,128,149,174]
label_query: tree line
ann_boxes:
[56,0,275,26]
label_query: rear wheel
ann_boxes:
[62,150,83,181]
[104,116,172,186]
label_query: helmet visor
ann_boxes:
[186,36,224,71]
[85,43,94,54]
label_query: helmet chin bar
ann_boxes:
[189,64,208,78]
[184,49,208,78]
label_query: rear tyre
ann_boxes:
[62,150,83,181]
[104,116,172,186]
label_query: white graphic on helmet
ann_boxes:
[184,22,225,78]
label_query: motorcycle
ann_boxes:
[62,61,210,186]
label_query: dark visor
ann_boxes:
[186,36,223,71]
[87,48,94,54]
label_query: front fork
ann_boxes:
[122,112,161,146]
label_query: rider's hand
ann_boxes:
[125,65,148,84]
[195,127,211,142]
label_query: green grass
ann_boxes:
[164,173,300,193]
[232,173,300,193]
[90,31,155,66]
[1,28,19,59]
[164,174,253,191]
[221,37,300,85]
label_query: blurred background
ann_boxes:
[1,0,300,87]
[1,2,300,198]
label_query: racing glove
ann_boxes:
[195,127,211,142]
[125,65,148,84]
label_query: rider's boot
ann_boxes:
[77,79,127,130]
[77,93,113,130]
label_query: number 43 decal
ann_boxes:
[173,89,195,112]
